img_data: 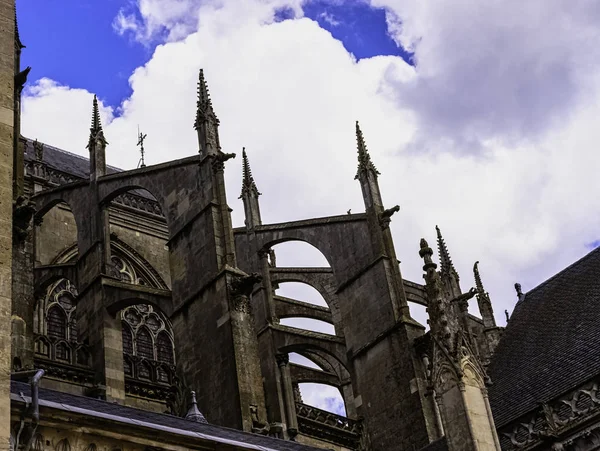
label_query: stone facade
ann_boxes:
[6,4,600,451]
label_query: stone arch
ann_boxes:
[297,382,346,415]
[279,317,336,336]
[268,241,330,268]
[279,342,349,375]
[260,237,333,270]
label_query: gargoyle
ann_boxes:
[15,66,31,90]
[231,272,262,298]
[216,152,236,163]
[13,196,36,240]
[381,205,400,219]
[450,287,478,304]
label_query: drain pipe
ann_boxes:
[12,369,45,451]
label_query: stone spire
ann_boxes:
[435,226,458,280]
[185,391,208,423]
[194,69,220,155]
[240,147,260,198]
[354,121,380,180]
[87,95,106,146]
[354,121,384,213]
[86,95,107,180]
[473,261,496,329]
[239,147,262,229]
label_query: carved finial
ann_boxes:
[419,238,437,272]
[436,225,459,280]
[87,95,107,149]
[505,310,510,323]
[194,68,218,129]
[514,282,525,303]
[239,147,261,198]
[185,391,208,423]
[355,121,380,180]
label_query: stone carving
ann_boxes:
[379,205,400,229]
[13,195,36,240]
[15,66,31,92]
[33,139,44,161]
[251,404,270,435]
[230,273,262,314]
[501,378,600,449]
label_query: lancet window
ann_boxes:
[34,279,85,365]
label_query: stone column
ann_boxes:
[0,1,15,449]
[277,353,298,439]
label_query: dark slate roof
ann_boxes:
[488,247,600,427]
[419,437,447,451]
[23,137,157,201]
[11,381,322,451]
[24,137,121,178]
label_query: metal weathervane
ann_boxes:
[137,126,147,168]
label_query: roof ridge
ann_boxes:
[522,245,600,300]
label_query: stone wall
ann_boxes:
[0,1,15,449]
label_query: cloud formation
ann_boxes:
[21,0,600,413]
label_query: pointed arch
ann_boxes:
[157,331,174,365]
[136,326,154,360]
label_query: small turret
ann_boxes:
[86,95,107,181]
[194,69,220,156]
[185,391,208,423]
[239,148,262,229]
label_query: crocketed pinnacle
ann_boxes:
[473,261,485,295]
[185,391,208,423]
[240,147,261,198]
[436,225,459,280]
[87,95,106,148]
[355,121,380,180]
[194,69,218,129]
[15,6,24,49]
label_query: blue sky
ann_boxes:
[19,0,410,108]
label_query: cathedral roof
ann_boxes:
[11,381,322,451]
[23,137,121,179]
[488,246,600,427]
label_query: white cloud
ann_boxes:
[20,0,600,414]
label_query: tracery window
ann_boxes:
[120,303,176,385]
[34,279,84,365]
[34,249,175,391]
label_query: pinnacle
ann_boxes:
[436,225,459,280]
[355,121,380,180]
[195,69,218,129]
[473,261,484,293]
[87,95,106,148]
[91,95,102,133]
[240,147,261,198]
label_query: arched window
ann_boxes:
[157,332,174,365]
[47,306,66,340]
[122,323,133,356]
[136,328,154,360]
[120,303,176,386]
